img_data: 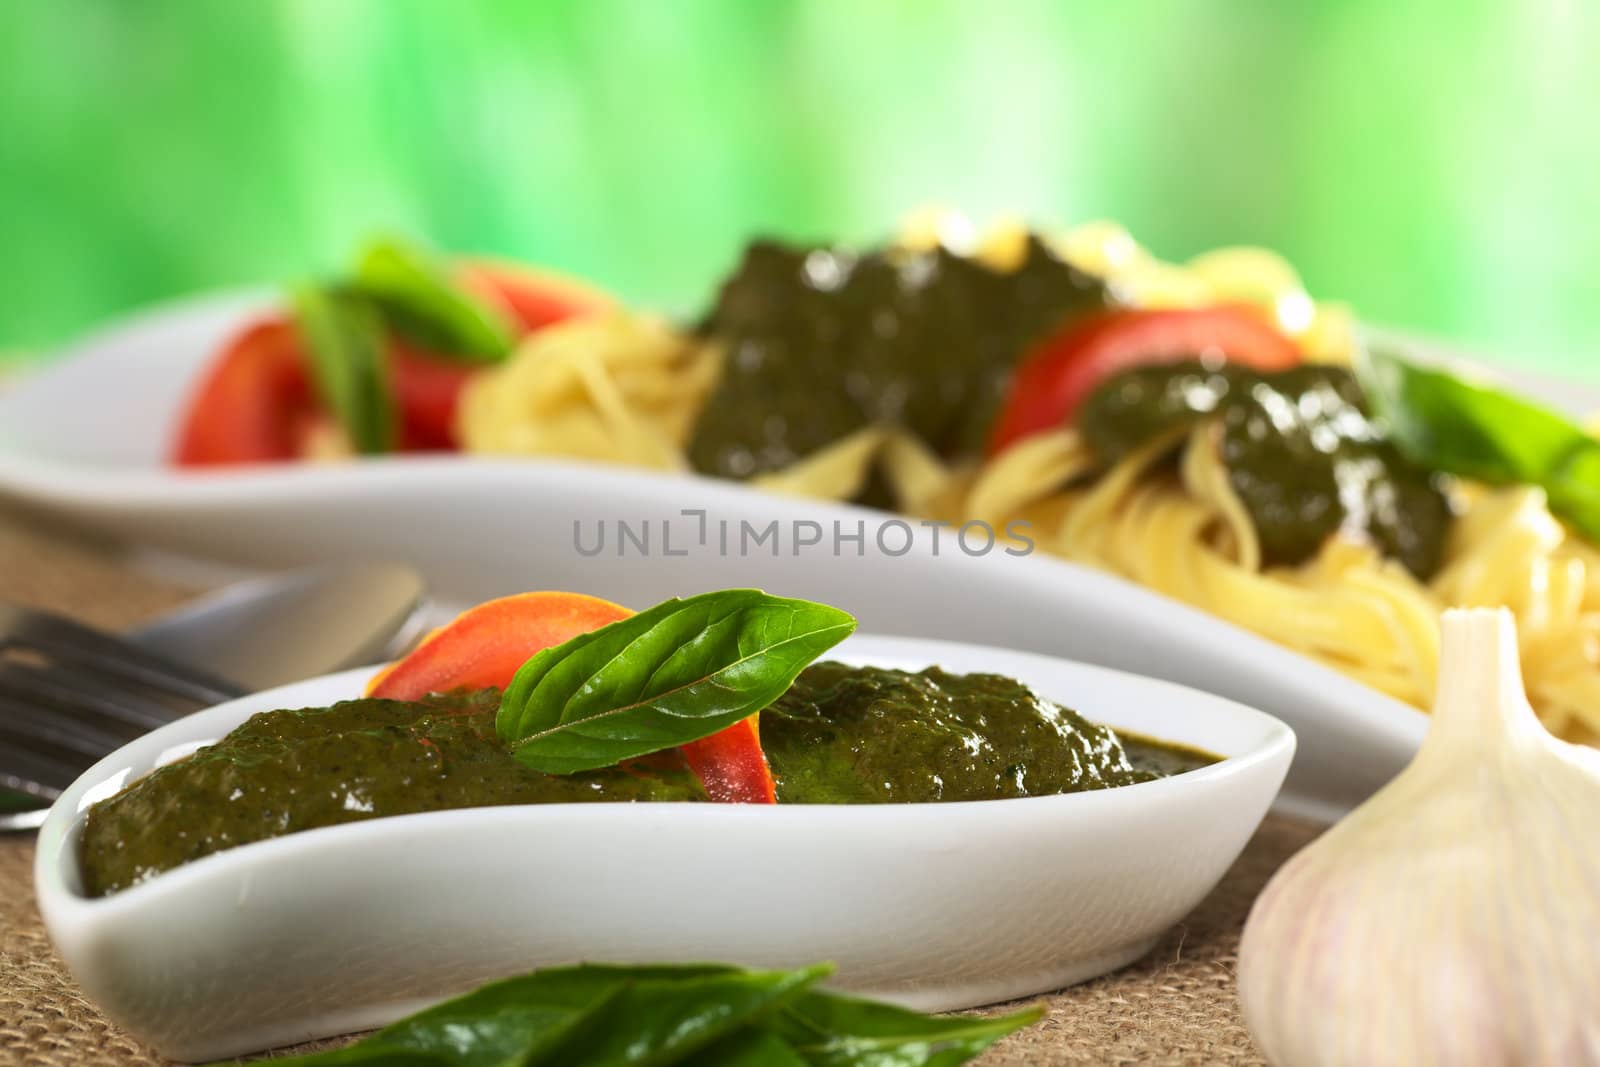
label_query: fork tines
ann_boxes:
[0,603,245,804]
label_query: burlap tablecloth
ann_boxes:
[0,508,1321,1065]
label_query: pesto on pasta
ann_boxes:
[456,217,1600,741]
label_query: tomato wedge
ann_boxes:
[172,319,323,466]
[987,306,1302,455]
[367,591,634,699]
[460,260,612,333]
[367,591,777,804]
[676,716,774,805]
[389,342,479,451]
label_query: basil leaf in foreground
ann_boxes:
[497,589,856,775]
[351,235,515,363]
[694,1028,812,1067]
[772,990,1043,1067]
[235,961,1040,1067]
[1362,348,1600,542]
[290,284,395,454]
[255,963,825,1067]
[523,965,829,1067]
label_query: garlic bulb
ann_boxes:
[1238,608,1600,1067]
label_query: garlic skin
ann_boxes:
[1238,608,1600,1067]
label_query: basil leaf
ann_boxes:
[290,284,395,454]
[772,990,1043,1067]
[1361,348,1600,542]
[521,965,828,1067]
[254,963,826,1067]
[219,961,1041,1067]
[695,1029,812,1067]
[351,235,515,363]
[1549,444,1600,543]
[497,589,856,775]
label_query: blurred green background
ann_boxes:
[1,0,1596,379]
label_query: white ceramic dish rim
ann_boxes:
[0,449,1401,825]
[36,635,1296,916]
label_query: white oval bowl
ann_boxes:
[35,633,1292,1063]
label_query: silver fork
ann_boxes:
[0,603,247,829]
[1,563,428,832]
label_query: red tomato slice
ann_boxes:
[172,318,321,466]
[677,716,776,804]
[987,306,1302,455]
[460,259,613,333]
[389,342,479,451]
[366,591,635,700]
[367,591,778,804]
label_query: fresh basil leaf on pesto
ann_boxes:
[496,589,856,774]
[351,235,515,363]
[1361,348,1600,543]
[290,284,395,454]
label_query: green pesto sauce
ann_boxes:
[762,662,1215,803]
[687,236,1109,485]
[77,690,707,897]
[1078,361,1454,578]
[1120,732,1221,780]
[78,666,1217,897]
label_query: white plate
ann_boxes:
[35,633,1294,1063]
[5,292,1582,821]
